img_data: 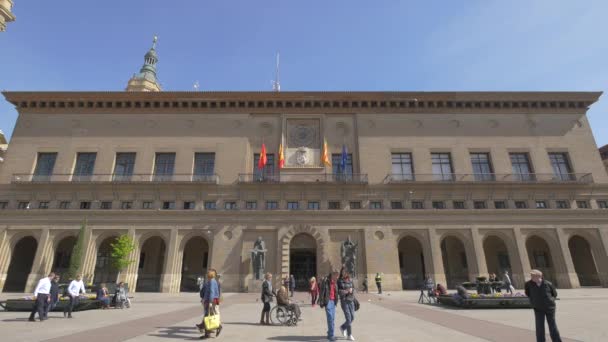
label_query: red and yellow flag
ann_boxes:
[321,138,331,166]
[258,143,267,169]
[278,142,285,169]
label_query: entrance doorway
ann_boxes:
[289,233,317,290]
[181,236,209,292]
[568,235,600,286]
[94,237,119,284]
[4,236,38,292]
[136,236,166,292]
[398,236,425,289]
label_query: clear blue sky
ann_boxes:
[1,1,607,145]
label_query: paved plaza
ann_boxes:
[1,289,607,341]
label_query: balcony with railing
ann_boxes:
[384,173,593,184]
[11,173,220,184]
[238,173,369,184]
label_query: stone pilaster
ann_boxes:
[25,229,52,293]
[161,228,180,293]
[121,228,139,290]
[428,228,447,286]
[512,227,531,288]
[79,227,96,284]
[0,227,9,292]
[470,227,487,278]
[362,227,401,291]
[556,227,580,289]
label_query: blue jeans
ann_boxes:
[340,300,355,336]
[534,309,562,342]
[325,300,336,338]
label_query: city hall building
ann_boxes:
[1,41,608,294]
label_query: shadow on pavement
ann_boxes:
[267,336,328,342]
[147,326,201,340]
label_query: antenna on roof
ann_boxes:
[272,52,280,92]
[193,81,200,91]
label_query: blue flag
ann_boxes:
[340,144,348,172]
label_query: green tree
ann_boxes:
[66,219,86,280]
[110,234,136,281]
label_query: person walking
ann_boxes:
[362,277,368,294]
[309,277,319,307]
[525,269,562,342]
[318,270,340,341]
[375,273,382,294]
[260,272,274,325]
[504,270,514,294]
[196,269,222,339]
[29,272,55,322]
[63,274,85,318]
[338,269,356,341]
[289,274,296,297]
[43,274,61,319]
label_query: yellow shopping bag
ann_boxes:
[203,305,221,331]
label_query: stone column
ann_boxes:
[428,228,447,286]
[25,229,53,293]
[0,227,10,293]
[161,229,180,293]
[512,227,531,288]
[121,228,139,289]
[556,228,580,289]
[79,226,96,285]
[470,227,487,278]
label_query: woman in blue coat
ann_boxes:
[196,269,222,339]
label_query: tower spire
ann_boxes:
[126,35,162,92]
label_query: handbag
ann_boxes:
[203,304,221,331]
[354,297,360,311]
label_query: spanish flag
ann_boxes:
[278,141,285,169]
[321,138,331,166]
[258,143,267,170]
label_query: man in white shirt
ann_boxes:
[28,272,55,322]
[63,274,86,318]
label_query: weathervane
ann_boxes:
[272,52,281,92]
[152,35,158,49]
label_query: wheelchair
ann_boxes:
[269,304,298,326]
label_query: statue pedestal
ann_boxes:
[247,279,264,293]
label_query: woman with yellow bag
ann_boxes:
[195,269,222,339]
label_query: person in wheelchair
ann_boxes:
[276,285,301,320]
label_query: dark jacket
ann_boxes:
[50,281,60,303]
[277,288,289,306]
[525,280,557,311]
[318,275,339,308]
[261,280,273,303]
[338,277,355,302]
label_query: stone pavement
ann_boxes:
[1,289,607,341]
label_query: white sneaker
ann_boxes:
[348,335,355,341]
[341,327,347,337]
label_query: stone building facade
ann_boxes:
[0,90,607,294]
[600,144,608,176]
[0,0,15,32]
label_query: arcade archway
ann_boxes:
[568,235,600,286]
[398,236,426,289]
[289,233,317,290]
[181,236,209,292]
[441,236,469,288]
[136,236,166,292]
[4,236,38,292]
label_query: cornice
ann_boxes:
[2,91,602,115]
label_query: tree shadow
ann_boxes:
[146,325,201,340]
[266,336,328,342]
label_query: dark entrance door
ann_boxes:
[4,236,38,292]
[290,250,316,290]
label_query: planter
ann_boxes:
[1,297,102,312]
[437,295,532,309]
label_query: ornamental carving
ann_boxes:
[295,147,309,166]
[286,119,320,149]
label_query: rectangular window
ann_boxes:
[431,153,454,181]
[253,153,275,181]
[33,153,58,181]
[432,201,445,209]
[204,201,217,210]
[576,200,589,209]
[390,201,403,209]
[556,200,570,209]
[80,201,91,210]
[494,201,507,209]
[162,201,175,210]
[0,201,8,209]
[38,201,49,209]
[549,153,573,181]
[154,153,176,181]
[535,201,547,209]
[470,153,494,181]
[194,153,215,181]
[245,201,257,210]
[287,201,299,210]
[142,201,153,209]
[474,201,487,209]
[100,201,112,210]
[73,152,97,181]
[224,201,238,210]
[59,201,71,209]
[265,201,278,210]
[453,201,466,209]
[332,153,354,181]
[391,153,414,181]
[510,153,534,181]
[598,200,608,209]
[412,201,424,209]
[328,201,341,210]
[349,201,361,209]
[307,201,320,210]
[370,201,383,209]
[184,201,195,210]
[120,201,132,210]
[113,153,136,181]
[515,201,528,209]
